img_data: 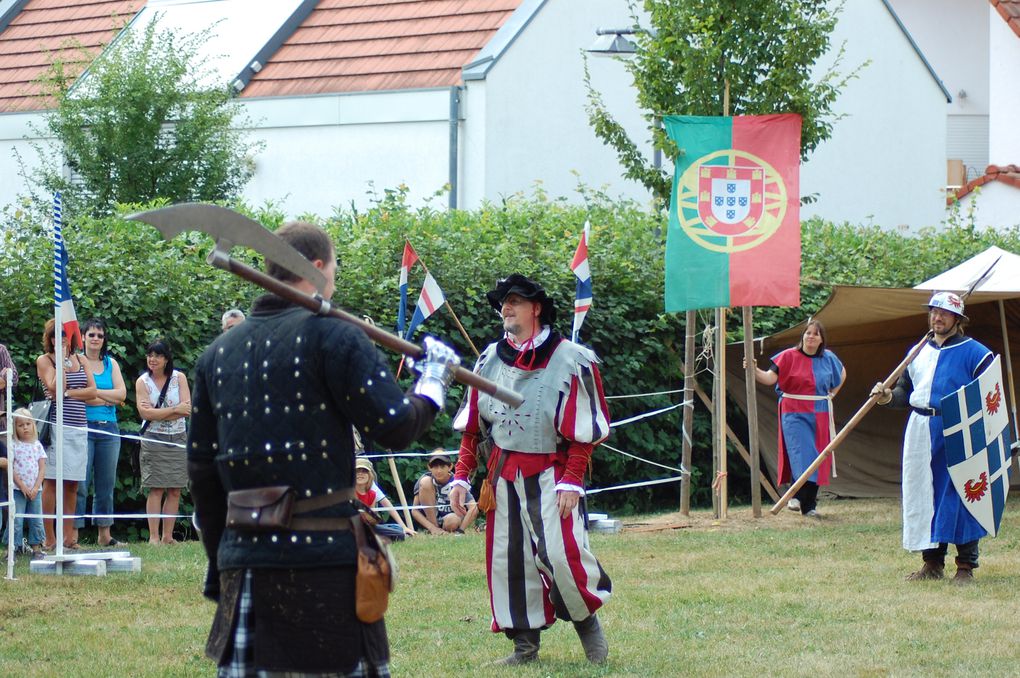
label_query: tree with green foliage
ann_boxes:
[585,0,863,209]
[25,19,261,217]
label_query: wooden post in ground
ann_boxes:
[386,456,414,531]
[743,306,762,517]
[680,311,696,516]
[714,307,728,519]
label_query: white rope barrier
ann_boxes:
[600,442,689,476]
[586,475,684,496]
[605,388,684,400]
[609,401,687,428]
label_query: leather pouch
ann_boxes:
[351,512,394,623]
[226,486,296,532]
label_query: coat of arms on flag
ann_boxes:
[940,355,1014,537]
[663,114,801,312]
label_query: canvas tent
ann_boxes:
[725,246,1020,498]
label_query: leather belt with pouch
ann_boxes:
[226,486,356,532]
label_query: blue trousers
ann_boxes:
[75,421,121,528]
[3,488,45,547]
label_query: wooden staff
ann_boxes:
[387,456,414,531]
[769,331,933,514]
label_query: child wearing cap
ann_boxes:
[354,456,414,539]
[411,449,478,535]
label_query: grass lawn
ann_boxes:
[3,496,1020,677]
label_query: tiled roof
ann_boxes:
[949,164,1020,203]
[242,0,524,98]
[990,0,1020,39]
[0,0,143,112]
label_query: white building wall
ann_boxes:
[959,181,1020,229]
[239,90,452,217]
[988,11,1020,166]
[888,0,990,180]
[459,81,487,209]
[801,0,948,230]
[0,112,50,210]
[474,0,654,209]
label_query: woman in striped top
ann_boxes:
[36,318,96,550]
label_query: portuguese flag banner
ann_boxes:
[663,114,801,312]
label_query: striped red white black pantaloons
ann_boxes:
[486,466,612,631]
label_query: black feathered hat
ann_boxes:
[486,274,557,326]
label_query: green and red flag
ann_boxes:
[663,114,801,312]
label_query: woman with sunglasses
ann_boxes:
[75,319,127,547]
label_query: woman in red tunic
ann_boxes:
[749,319,845,517]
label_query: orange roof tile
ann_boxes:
[991,0,1020,39]
[948,164,1020,203]
[0,0,143,112]
[242,0,524,98]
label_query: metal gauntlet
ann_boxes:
[410,336,461,409]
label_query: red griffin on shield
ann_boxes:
[986,383,1002,415]
[964,472,989,502]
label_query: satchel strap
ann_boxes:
[293,487,356,514]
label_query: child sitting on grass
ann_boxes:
[355,456,415,540]
[2,408,47,559]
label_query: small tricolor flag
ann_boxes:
[53,192,81,349]
[405,273,446,339]
[397,241,420,336]
[571,220,592,343]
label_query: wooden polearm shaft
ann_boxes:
[769,331,933,515]
[742,306,762,517]
[387,456,414,530]
[207,250,523,408]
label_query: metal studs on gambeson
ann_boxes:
[243,362,249,369]
[388,408,396,416]
[284,406,290,414]
[218,347,224,355]
[226,412,232,419]
[265,407,271,415]
[320,403,326,410]
[359,387,366,394]
[294,357,300,365]
[327,536,333,543]
[298,404,305,411]
[305,536,312,543]
[301,453,307,460]
[271,535,278,542]
[326,488,333,494]
[228,460,235,467]
[320,440,327,447]
[267,456,273,463]
[296,392,302,399]
[298,441,305,449]
[321,452,328,459]
[264,395,270,402]
[288,454,294,461]
[294,371,300,378]
[379,371,386,378]
[216,367,222,374]
[296,336,302,344]
[217,379,223,387]
[263,360,269,368]
[192,442,199,449]
[305,489,312,497]
[403,398,410,405]
[291,535,298,543]
[265,339,271,348]
[265,443,272,450]
[212,443,219,450]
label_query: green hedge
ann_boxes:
[3,193,1020,529]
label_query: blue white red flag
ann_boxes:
[397,241,420,337]
[941,355,1013,536]
[53,193,81,349]
[405,272,446,340]
[571,220,592,343]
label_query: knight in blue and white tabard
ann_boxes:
[875,292,993,583]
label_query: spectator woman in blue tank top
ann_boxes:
[75,319,126,547]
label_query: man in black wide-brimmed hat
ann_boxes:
[450,273,613,666]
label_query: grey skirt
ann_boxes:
[44,425,88,482]
[140,431,188,490]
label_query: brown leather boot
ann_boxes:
[905,560,944,581]
[952,563,975,585]
[493,629,540,665]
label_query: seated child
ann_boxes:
[411,451,478,535]
[1,408,46,558]
[354,456,414,539]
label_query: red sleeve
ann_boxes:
[455,433,478,481]
[562,441,593,486]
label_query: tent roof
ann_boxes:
[914,245,1020,297]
